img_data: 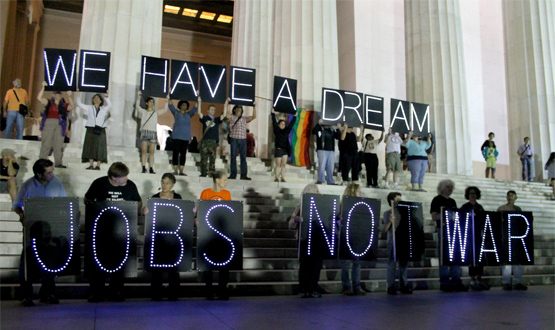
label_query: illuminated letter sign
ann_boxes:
[85,201,138,277]
[144,199,195,272]
[503,212,534,265]
[24,197,80,277]
[339,196,380,261]
[300,193,339,259]
[140,55,169,98]
[343,91,364,126]
[229,66,256,106]
[199,63,227,104]
[410,102,430,137]
[78,49,111,93]
[473,211,502,266]
[389,99,411,134]
[364,94,384,130]
[169,60,199,101]
[196,200,243,271]
[43,48,77,91]
[321,88,345,124]
[272,76,297,114]
[395,202,425,261]
[441,208,473,266]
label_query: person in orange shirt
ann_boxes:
[199,171,231,299]
[3,78,30,139]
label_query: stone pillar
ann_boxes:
[405,0,473,175]
[503,0,555,180]
[74,0,163,147]
[231,0,340,159]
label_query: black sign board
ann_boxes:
[343,91,364,127]
[390,99,411,134]
[502,212,534,265]
[43,48,77,91]
[364,94,384,131]
[272,76,297,114]
[473,211,503,266]
[300,193,339,259]
[320,88,345,125]
[229,66,256,106]
[197,200,243,271]
[169,60,199,101]
[395,202,425,262]
[85,201,138,277]
[410,102,430,137]
[144,199,195,272]
[339,196,380,261]
[140,55,169,98]
[199,63,227,104]
[24,197,81,279]
[441,208,474,266]
[78,49,111,93]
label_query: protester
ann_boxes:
[37,81,74,168]
[383,192,412,295]
[404,131,432,191]
[168,95,199,175]
[312,119,340,185]
[362,130,384,188]
[271,108,297,182]
[12,159,67,306]
[199,101,227,177]
[545,152,555,200]
[75,91,111,170]
[338,123,363,185]
[340,183,366,296]
[144,173,182,300]
[84,162,142,303]
[3,78,30,139]
[426,132,435,173]
[517,137,533,182]
[200,171,232,300]
[460,186,490,291]
[430,179,468,292]
[483,140,498,179]
[384,128,403,189]
[497,190,527,290]
[246,129,256,157]
[0,148,19,202]
[228,102,256,180]
[289,184,323,298]
[135,90,168,174]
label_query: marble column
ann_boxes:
[74,0,163,148]
[503,0,555,180]
[405,0,473,175]
[231,0,340,159]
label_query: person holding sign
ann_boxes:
[383,128,403,189]
[497,190,527,290]
[3,78,30,139]
[340,183,366,296]
[135,90,169,174]
[228,103,257,180]
[37,81,74,168]
[200,171,232,300]
[338,123,364,185]
[460,186,490,291]
[404,131,432,191]
[430,179,468,292]
[12,159,67,307]
[382,192,412,295]
[75,91,111,170]
[362,130,384,188]
[198,100,228,177]
[143,173,182,301]
[271,108,297,182]
[168,95,200,176]
[312,119,340,185]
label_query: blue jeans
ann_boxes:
[438,230,462,285]
[230,138,247,178]
[317,150,335,184]
[387,240,408,288]
[341,259,361,291]
[407,159,428,184]
[521,157,532,181]
[4,111,24,139]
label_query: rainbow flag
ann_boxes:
[288,108,313,166]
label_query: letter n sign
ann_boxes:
[300,193,339,259]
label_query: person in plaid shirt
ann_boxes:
[228,102,256,180]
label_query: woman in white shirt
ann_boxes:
[135,90,168,174]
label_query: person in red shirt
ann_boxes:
[246,129,256,157]
[199,171,231,299]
